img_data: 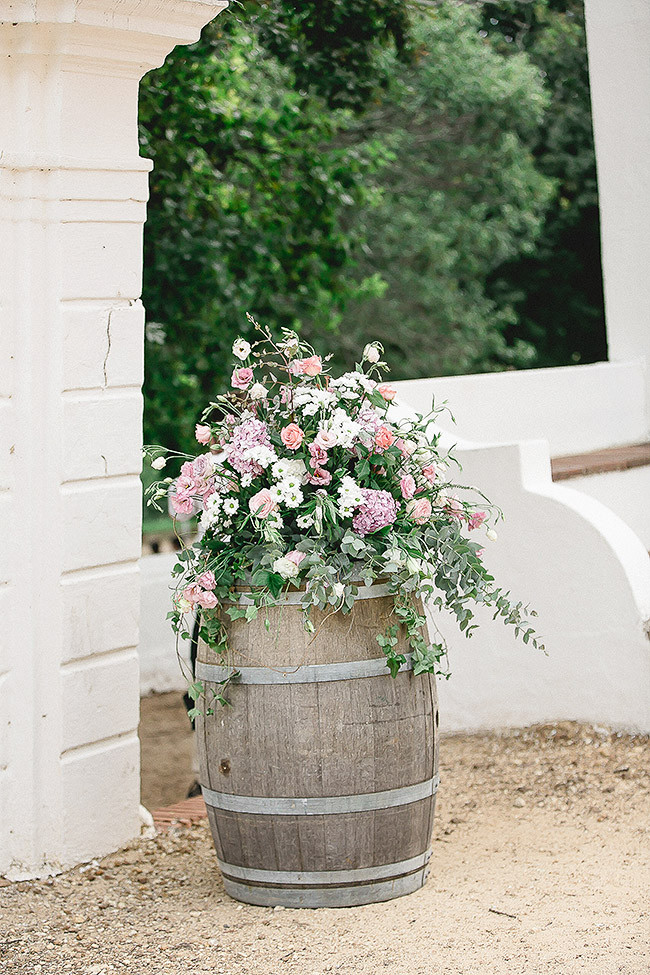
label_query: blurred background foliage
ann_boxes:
[139,0,606,457]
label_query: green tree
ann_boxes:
[322,6,554,379]
[480,0,607,367]
[139,17,387,453]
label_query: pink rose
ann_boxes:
[281,423,304,451]
[195,424,212,444]
[421,464,437,484]
[374,425,395,450]
[400,475,416,500]
[407,497,432,525]
[286,550,307,567]
[308,442,328,468]
[249,488,276,519]
[306,467,332,486]
[468,511,487,531]
[377,384,397,402]
[197,571,216,590]
[196,590,218,610]
[315,429,337,450]
[231,367,254,390]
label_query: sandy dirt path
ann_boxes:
[1,695,648,975]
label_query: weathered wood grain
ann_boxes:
[196,583,438,906]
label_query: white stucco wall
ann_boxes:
[396,360,648,455]
[585,0,650,410]
[0,0,227,880]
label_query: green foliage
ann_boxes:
[323,6,554,379]
[139,15,387,453]
[480,0,607,366]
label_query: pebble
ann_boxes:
[513,797,526,808]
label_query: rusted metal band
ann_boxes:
[217,849,432,886]
[196,654,413,685]
[202,773,439,816]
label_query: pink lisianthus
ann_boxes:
[468,511,487,531]
[444,494,464,520]
[314,429,337,450]
[377,384,397,402]
[249,488,277,519]
[286,550,307,568]
[231,366,254,390]
[406,497,432,525]
[281,423,304,450]
[181,584,203,605]
[195,424,212,444]
[421,464,438,484]
[308,442,328,468]
[196,590,218,610]
[171,492,195,515]
[197,571,216,590]
[306,467,332,486]
[352,489,398,536]
[374,426,395,451]
[400,474,416,500]
[288,355,323,377]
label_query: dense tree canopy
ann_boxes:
[139,0,604,459]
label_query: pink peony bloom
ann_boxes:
[286,550,307,567]
[308,442,328,468]
[374,426,395,451]
[377,383,397,402]
[306,467,332,486]
[231,366,254,390]
[468,511,487,531]
[249,488,276,519]
[352,489,398,536]
[421,464,438,484]
[400,475,416,500]
[195,424,212,444]
[315,429,337,450]
[281,423,304,451]
[197,571,216,590]
[196,590,218,610]
[406,497,432,525]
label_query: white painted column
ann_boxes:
[0,0,227,879]
[584,0,650,415]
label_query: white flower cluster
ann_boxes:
[199,493,239,532]
[292,387,337,416]
[337,476,364,518]
[247,443,277,469]
[321,408,361,449]
[329,372,375,401]
[270,458,307,510]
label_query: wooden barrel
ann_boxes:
[196,581,439,908]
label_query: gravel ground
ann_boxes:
[1,695,649,975]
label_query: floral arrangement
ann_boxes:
[146,319,542,708]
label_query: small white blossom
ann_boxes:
[486,527,498,542]
[283,487,304,509]
[333,582,345,598]
[240,474,253,488]
[249,382,267,401]
[296,514,314,529]
[232,338,251,360]
[151,456,167,470]
[222,498,239,515]
[272,458,307,481]
[363,343,381,364]
[273,556,299,579]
